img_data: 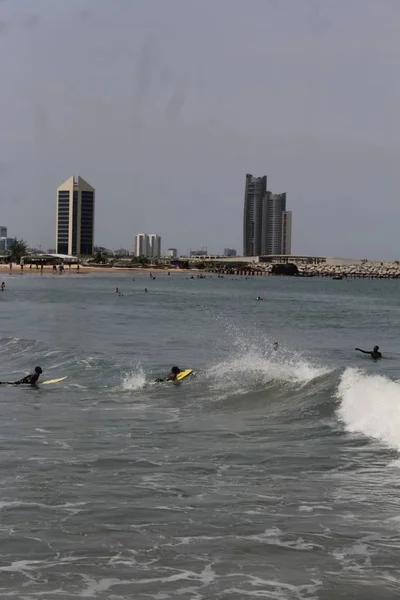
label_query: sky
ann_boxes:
[1,0,400,259]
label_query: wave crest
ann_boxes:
[336,367,400,450]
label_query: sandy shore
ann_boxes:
[0,264,198,275]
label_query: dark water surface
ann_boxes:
[1,272,400,599]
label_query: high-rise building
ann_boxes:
[243,174,292,256]
[134,234,161,258]
[0,237,14,252]
[134,234,148,257]
[243,174,267,256]
[148,234,161,258]
[0,226,7,238]
[261,193,287,255]
[56,176,95,256]
[166,248,178,259]
[282,211,292,255]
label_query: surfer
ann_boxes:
[273,342,279,351]
[155,366,182,382]
[0,366,43,386]
[355,346,382,360]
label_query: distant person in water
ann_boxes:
[156,366,181,382]
[0,366,43,386]
[1,282,5,291]
[355,345,382,359]
[273,342,279,351]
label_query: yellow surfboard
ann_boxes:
[41,376,68,385]
[176,369,192,381]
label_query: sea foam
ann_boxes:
[336,367,400,450]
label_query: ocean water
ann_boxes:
[1,271,400,599]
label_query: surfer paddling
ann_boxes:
[0,366,43,386]
[355,346,382,360]
[155,366,182,382]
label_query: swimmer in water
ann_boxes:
[355,345,382,360]
[273,342,279,351]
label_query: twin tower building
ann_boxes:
[243,174,292,257]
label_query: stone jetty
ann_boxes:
[297,262,400,279]
[207,260,400,279]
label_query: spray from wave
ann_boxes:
[121,363,147,391]
[205,333,331,401]
[336,367,400,450]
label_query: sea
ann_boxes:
[1,271,400,599]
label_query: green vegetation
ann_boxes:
[131,256,150,265]
[9,238,28,263]
[93,251,108,264]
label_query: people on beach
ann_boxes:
[355,346,382,359]
[0,366,43,386]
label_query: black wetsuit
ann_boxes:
[0,373,41,386]
[355,348,382,359]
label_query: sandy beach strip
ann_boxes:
[0,263,198,275]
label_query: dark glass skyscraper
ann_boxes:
[243,174,267,256]
[243,174,292,256]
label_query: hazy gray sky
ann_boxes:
[1,0,400,258]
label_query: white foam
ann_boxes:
[245,527,324,551]
[121,364,146,391]
[0,500,86,513]
[206,349,329,400]
[80,576,132,597]
[336,367,400,451]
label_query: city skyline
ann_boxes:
[1,2,400,259]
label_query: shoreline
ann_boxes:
[2,262,400,279]
[0,264,199,275]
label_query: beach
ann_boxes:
[0,263,195,275]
